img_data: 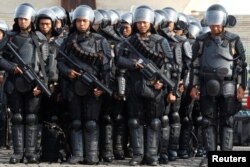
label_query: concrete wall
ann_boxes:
[0,0,60,26]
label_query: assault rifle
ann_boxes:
[6,41,52,97]
[57,49,113,96]
[122,36,175,89]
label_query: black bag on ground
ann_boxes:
[41,121,70,162]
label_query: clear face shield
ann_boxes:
[205,10,227,26]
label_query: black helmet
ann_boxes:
[133,5,154,24]
[36,8,57,28]
[162,7,178,23]
[0,20,9,31]
[97,9,111,28]
[154,10,168,31]
[93,10,104,25]
[108,9,120,25]
[50,6,67,26]
[176,12,189,30]
[14,3,36,22]
[204,4,227,26]
[188,22,202,39]
[72,5,94,24]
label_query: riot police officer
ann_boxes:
[190,4,246,167]
[178,20,203,159]
[115,5,173,166]
[36,8,69,162]
[50,6,68,36]
[1,3,49,164]
[119,12,133,38]
[157,8,192,162]
[57,5,111,165]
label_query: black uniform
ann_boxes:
[57,30,111,164]
[191,31,246,152]
[116,31,173,165]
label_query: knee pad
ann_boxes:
[171,112,180,124]
[161,115,169,128]
[12,113,23,125]
[103,114,112,125]
[128,119,140,129]
[114,114,124,126]
[225,116,234,128]
[85,120,97,132]
[201,117,214,127]
[182,116,190,126]
[26,114,38,125]
[149,118,161,131]
[71,120,82,130]
[195,115,203,125]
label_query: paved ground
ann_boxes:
[0,146,249,167]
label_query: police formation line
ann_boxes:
[0,3,247,167]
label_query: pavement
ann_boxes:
[0,146,249,167]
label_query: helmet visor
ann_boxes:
[205,10,227,26]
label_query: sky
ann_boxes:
[219,0,250,15]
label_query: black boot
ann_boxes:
[84,121,99,165]
[68,129,84,164]
[128,119,144,166]
[113,122,125,160]
[168,123,181,161]
[220,127,233,151]
[178,125,192,159]
[159,116,170,164]
[25,124,39,163]
[196,126,205,157]
[9,125,24,164]
[203,126,217,152]
[145,119,160,166]
[101,124,113,162]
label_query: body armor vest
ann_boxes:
[12,33,35,66]
[69,33,102,67]
[200,36,235,97]
[66,32,105,96]
[167,35,182,68]
[129,33,164,68]
[201,37,233,78]
[11,33,37,93]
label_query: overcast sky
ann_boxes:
[219,0,250,14]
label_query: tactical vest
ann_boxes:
[11,33,37,92]
[68,33,103,68]
[12,33,35,66]
[66,32,104,96]
[198,34,236,97]
[200,36,234,78]
[129,33,165,68]
[166,34,183,73]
